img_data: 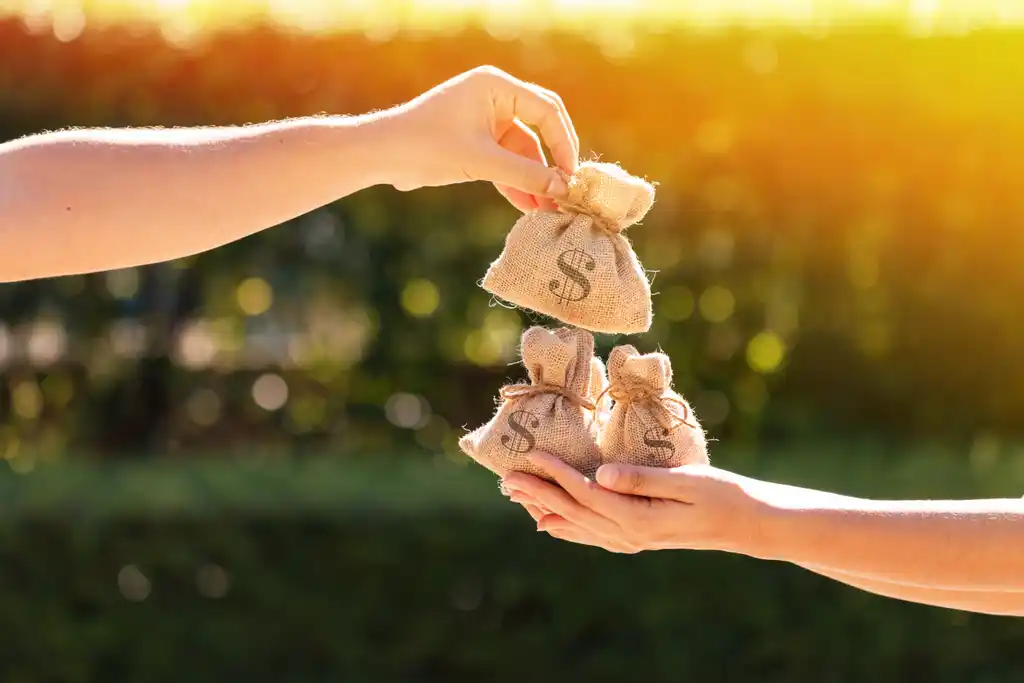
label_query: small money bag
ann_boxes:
[481,161,656,335]
[459,326,603,480]
[599,345,709,468]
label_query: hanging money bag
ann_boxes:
[481,162,655,334]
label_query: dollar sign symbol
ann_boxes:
[643,426,676,465]
[502,410,539,455]
[549,248,596,305]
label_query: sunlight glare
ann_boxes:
[3,0,1024,34]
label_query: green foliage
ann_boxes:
[0,452,1022,683]
[4,20,1024,458]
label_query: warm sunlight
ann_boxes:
[2,0,1024,35]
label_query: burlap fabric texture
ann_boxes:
[459,326,603,480]
[599,344,709,469]
[481,161,655,335]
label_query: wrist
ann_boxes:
[348,105,416,191]
[742,484,868,562]
[302,111,404,192]
[744,502,796,561]
[730,479,817,561]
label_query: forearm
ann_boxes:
[0,114,396,281]
[799,565,1024,616]
[753,486,1024,590]
[777,484,1024,612]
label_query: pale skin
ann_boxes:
[0,66,578,282]
[3,63,1020,617]
[502,454,1024,616]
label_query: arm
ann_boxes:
[0,116,390,281]
[799,565,1024,616]
[500,455,1024,615]
[513,485,1024,614]
[0,66,577,282]
[753,482,1024,614]
[755,492,1024,592]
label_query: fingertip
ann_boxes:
[501,473,525,490]
[544,173,569,199]
[562,154,580,176]
[596,464,621,489]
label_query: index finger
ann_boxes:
[525,452,637,518]
[535,85,580,170]
[497,78,579,175]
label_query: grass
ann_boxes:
[2,439,1023,519]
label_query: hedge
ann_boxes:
[0,446,1022,682]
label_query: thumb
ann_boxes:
[596,464,693,499]
[474,146,569,200]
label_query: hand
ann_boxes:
[501,452,768,555]
[380,65,579,212]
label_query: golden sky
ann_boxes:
[1,0,1024,35]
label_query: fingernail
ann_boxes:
[546,174,568,198]
[596,465,619,488]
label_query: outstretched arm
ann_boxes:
[0,116,389,281]
[799,566,1024,616]
[501,453,1024,615]
[0,66,577,282]
[740,482,1024,615]
[755,491,1024,592]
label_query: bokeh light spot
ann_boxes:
[27,321,67,366]
[288,394,327,432]
[106,268,140,300]
[463,330,501,366]
[236,278,273,316]
[401,278,441,318]
[252,374,288,411]
[196,564,231,599]
[118,565,151,602]
[12,381,43,421]
[52,6,85,42]
[662,286,695,321]
[175,321,218,370]
[415,415,451,452]
[385,392,430,429]
[41,374,74,408]
[699,286,735,323]
[186,389,223,426]
[746,331,786,374]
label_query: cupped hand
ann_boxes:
[382,65,579,212]
[501,452,769,555]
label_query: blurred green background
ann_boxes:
[1,1,1024,681]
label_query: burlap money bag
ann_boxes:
[599,345,709,468]
[481,161,655,334]
[459,326,603,480]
